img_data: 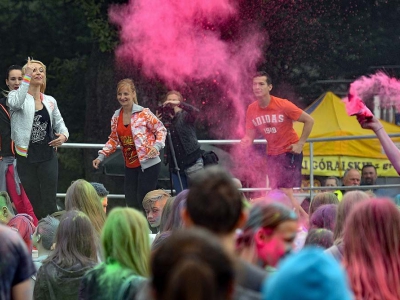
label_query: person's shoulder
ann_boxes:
[236,259,268,292]
[247,100,259,112]
[248,100,258,108]
[0,223,20,240]
[43,94,56,103]
[271,95,291,105]
[0,97,7,106]
[0,224,32,259]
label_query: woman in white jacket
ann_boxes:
[7,58,69,219]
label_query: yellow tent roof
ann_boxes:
[293,91,400,159]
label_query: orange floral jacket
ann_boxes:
[97,104,166,170]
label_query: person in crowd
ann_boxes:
[156,91,203,194]
[0,223,36,300]
[150,229,235,300]
[343,198,400,300]
[357,115,400,175]
[0,191,35,251]
[241,71,314,215]
[300,197,310,214]
[93,78,166,211]
[182,166,267,297]
[236,202,299,274]
[309,192,338,217]
[34,210,98,300]
[341,168,361,193]
[325,191,369,261]
[160,189,189,232]
[262,248,353,300]
[323,176,340,187]
[158,196,175,232]
[323,176,343,200]
[142,189,170,231]
[1,65,38,225]
[90,182,109,213]
[7,58,69,219]
[65,179,106,235]
[309,204,337,231]
[31,216,60,280]
[304,228,334,249]
[79,207,149,300]
[361,164,377,186]
[151,231,172,252]
[361,164,397,197]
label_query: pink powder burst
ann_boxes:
[343,71,400,116]
[109,0,265,136]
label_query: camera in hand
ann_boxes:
[157,103,175,126]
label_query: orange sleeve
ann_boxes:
[245,104,256,130]
[282,99,303,121]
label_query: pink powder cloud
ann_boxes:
[109,0,268,190]
[109,0,265,136]
[343,71,400,117]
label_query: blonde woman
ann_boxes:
[93,78,166,211]
[65,179,106,235]
[7,58,69,219]
[79,207,150,299]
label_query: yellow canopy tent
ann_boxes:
[293,92,400,177]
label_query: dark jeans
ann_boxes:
[266,152,303,189]
[125,163,161,213]
[16,153,58,219]
[171,172,188,194]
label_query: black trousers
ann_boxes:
[16,153,58,220]
[124,162,161,213]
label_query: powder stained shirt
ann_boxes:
[117,110,140,168]
[245,96,303,155]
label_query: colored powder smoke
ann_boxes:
[343,71,400,117]
[109,0,265,136]
[109,0,269,189]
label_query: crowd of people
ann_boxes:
[1,62,400,300]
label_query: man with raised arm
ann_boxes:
[241,71,314,213]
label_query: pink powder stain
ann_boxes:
[343,71,400,116]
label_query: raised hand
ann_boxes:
[25,57,34,76]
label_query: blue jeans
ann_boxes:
[171,157,204,194]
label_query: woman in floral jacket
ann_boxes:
[93,79,166,211]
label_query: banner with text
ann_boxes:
[301,156,398,177]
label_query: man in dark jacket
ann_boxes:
[157,91,203,194]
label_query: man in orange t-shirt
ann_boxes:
[241,72,314,212]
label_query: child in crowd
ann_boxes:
[80,207,149,300]
[343,199,400,300]
[304,229,334,249]
[90,182,109,213]
[34,210,98,300]
[309,204,337,231]
[0,191,35,251]
[262,247,353,300]
[142,189,170,232]
[65,179,106,235]
[31,216,60,281]
[237,202,298,274]
[325,191,369,261]
[150,229,235,300]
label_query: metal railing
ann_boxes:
[57,133,400,199]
